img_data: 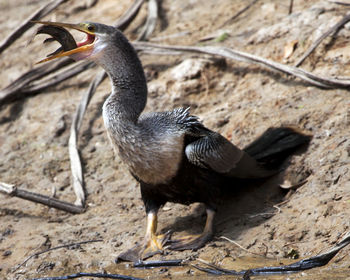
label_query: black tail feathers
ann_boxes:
[243,127,311,167]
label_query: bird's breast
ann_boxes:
[107,127,185,185]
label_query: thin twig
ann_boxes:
[138,0,158,40]
[0,0,68,55]
[134,41,350,88]
[13,239,103,272]
[114,0,145,31]
[220,236,267,257]
[0,58,72,104]
[289,0,294,14]
[0,59,95,108]
[32,272,144,280]
[196,259,238,274]
[27,61,95,93]
[328,0,350,5]
[133,259,184,267]
[248,212,275,218]
[221,0,259,27]
[295,13,350,67]
[69,70,107,206]
[195,232,350,275]
[0,182,84,214]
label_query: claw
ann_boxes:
[168,232,213,251]
[167,208,216,251]
[116,212,170,263]
[141,231,170,259]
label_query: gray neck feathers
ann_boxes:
[98,30,147,123]
[99,29,152,178]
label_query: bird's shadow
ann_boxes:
[159,169,293,242]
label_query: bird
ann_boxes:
[34,21,311,262]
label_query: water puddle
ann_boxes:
[102,256,350,280]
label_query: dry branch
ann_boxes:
[289,0,294,14]
[114,0,145,31]
[0,60,95,106]
[0,0,68,55]
[328,0,350,5]
[134,42,350,88]
[220,236,268,257]
[0,58,71,103]
[194,231,350,275]
[295,13,350,67]
[69,70,107,206]
[138,0,158,40]
[221,0,259,27]
[33,272,143,280]
[0,182,84,214]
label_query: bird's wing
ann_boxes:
[185,131,243,173]
[185,129,276,178]
[154,107,274,178]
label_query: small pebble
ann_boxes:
[3,250,12,257]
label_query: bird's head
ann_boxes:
[34,21,116,64]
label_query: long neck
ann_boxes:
[98,31,148,123]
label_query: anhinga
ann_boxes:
[34,21,310,261]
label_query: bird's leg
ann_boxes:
[168,208,215,251]
[140,210,170,259]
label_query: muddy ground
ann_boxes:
[0,0,349,279]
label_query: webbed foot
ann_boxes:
[116,211,170,262]
[168,232,213,251]
[168,208,215,251]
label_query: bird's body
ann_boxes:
[35,21,311,261]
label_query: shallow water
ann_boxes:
[103,256,350,280]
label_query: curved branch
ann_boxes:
[134,42,350,88]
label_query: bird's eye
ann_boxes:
[87,24,95,32]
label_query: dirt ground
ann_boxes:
[0,0,349,279]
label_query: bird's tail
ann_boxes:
[243,127,311,167]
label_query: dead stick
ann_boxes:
[295,13,350,67]
[220,236,268,257]
[25,61,95,93]
[32,272,143,280]
[289,0,294,14]
[116,0,145,31]
[0,182,84,214]
[221,0,258,27]
[328,0,350,5]
[133,259,184,267]
[134,42,350,88]
[13,239,103,272]
[69,70,107,206]
[0,58,73,100]
[195,232,350,275]
[0,0,68,55]
[138,0,158,40]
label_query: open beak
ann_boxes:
[33,21,96,64]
